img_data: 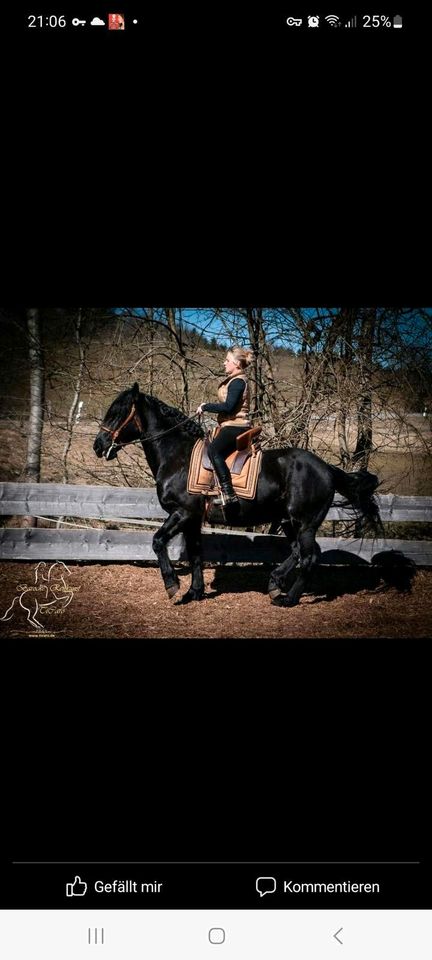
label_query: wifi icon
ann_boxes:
[325,14,340,25]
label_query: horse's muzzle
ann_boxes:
[93,435,118,460]
[104,443,119,461]
[93,436,104,458]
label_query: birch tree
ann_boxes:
[23,307,45,526]
[60,308,86,483]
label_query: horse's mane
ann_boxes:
[105,388,204,440]
[143,394,204,440]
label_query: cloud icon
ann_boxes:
[90,17,105,26]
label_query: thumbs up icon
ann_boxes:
[66,875,88,897]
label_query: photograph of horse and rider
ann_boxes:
[1,307,431,638]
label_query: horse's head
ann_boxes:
[93,382,143,461]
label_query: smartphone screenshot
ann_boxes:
[1,2,430,957]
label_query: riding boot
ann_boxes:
[214,479,240,508]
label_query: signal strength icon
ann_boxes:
[344,15,357,27]
[325,14,340,26]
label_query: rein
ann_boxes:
[100,402,202,457]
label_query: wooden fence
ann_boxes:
[0,482,431,565]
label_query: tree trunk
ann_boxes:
[23,308,44,526]
[246,308,260,416]
[336,307,356,467]
[166,307,189,411]
[353,308,376,469]
[148,307,155,394]
[336,405,350,467]
[61,308,86,484]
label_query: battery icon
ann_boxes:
[393,14,403,27]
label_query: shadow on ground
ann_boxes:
[207,549,417,602]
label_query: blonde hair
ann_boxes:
[228,345,254,369]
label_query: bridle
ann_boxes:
[99,402,145,459]
[99,401,202,459]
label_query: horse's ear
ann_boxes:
[132,382,139,400]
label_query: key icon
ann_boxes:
[72,17,86,26]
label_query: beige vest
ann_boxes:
[217,374,250,427]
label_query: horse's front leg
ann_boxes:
[152,509,190,599]
[179,517,204,604]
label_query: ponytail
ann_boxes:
[229,345,254,370]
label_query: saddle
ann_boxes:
[187,426,263,499]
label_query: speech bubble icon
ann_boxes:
[256,876,277,897]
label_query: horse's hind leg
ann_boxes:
[21,597,44,629]
[268,519,299,600]
[180,518,205,604]
[271,527,320,608]
[268,545,299,600]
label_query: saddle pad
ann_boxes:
[187,438,262,500]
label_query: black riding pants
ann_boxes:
[208,425,250,485]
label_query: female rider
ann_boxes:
[196,346,253,509]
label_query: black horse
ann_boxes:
[93,383,383,606]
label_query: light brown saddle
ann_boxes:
[187,427,262,499]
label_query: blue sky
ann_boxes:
[117,307,432,358]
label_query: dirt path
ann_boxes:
[1,562,431,639]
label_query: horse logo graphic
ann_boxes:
[0,561,75,631]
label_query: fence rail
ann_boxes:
[1,483,432,522]
[1,482,431,565]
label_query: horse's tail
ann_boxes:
[0,594,19,621]
[329,465,384,537]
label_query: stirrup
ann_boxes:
[214,495,239,506]
[213,492,228,505]
[214,482,239,506]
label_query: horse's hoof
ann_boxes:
[166,582,180,599]
[271,594,298,608]
[268,586,282,600]
[271,594,284,606]
[179,589,205,605]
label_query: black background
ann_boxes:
[2,0,430,909]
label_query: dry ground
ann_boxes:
[1,562,431,639]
